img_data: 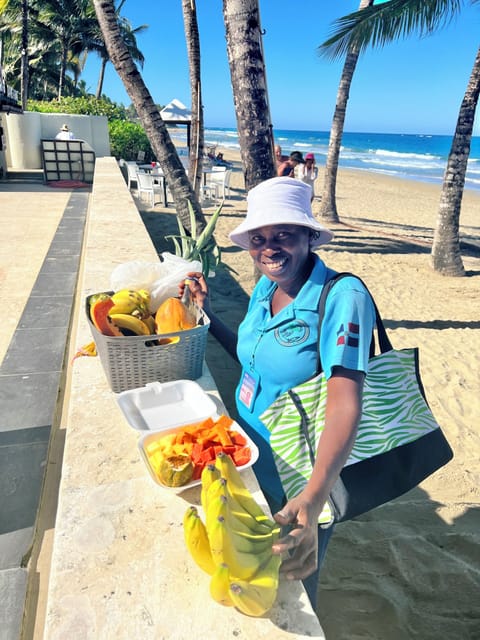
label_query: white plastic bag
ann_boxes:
[110,260,165,293]
[149,253,203,312]
[110,254,203,312]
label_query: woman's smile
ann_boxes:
[261,255,288,274]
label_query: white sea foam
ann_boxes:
[372,148,440,160]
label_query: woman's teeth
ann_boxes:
[263,257,287,271]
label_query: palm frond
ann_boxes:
[319,0,465,61]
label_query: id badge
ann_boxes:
[238,370,259,412]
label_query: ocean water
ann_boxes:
[179,127,480,192]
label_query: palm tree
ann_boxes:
[182,0,204,198]
[431,45,480,275]
[87,0,146,99]
[222,0,276,190]
[319,0,480,276]
[319,0,374,224]
[28,0,99,98]
[92,0,207,234]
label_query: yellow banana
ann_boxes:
[201,463,222,515]
[109,313,151,336]
[108,299,144,316]
[223,486,276,535]
[111,289,145,307]
[207,494,277,555]
[215,451,269,522]
[143,314,156,334]
[229,554,282,617]
[205,476,228,513]
[183,506,216,576]
[207,514,273,580]
[137,288,151,307]
[209,562,234,607]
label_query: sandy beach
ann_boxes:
[138,147,480,640]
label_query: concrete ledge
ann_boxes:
[43,158,325,639]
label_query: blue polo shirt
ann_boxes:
[234,255,375,507]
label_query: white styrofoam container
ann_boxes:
[116,379,259,491]
[116,380,218,431]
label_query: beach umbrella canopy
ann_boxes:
[160,99,193,149]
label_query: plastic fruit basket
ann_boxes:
[86,294,210,393]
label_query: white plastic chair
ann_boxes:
[203,167,232,201]
[136,170,165,207]
[125,161,140,189]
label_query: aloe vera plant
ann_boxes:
[167,200,223,276]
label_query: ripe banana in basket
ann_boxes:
[110,289,149,317]
[207,514,274,581]
[209,562,234,607]
[111,289,145,306]
[215,451,271,523]
[109,313,151,336]
[183,506,216,576]
[229,553,282,617]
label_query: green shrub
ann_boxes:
[108,119,154,161]
[27,97,127,121]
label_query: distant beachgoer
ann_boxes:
[274,144,288,165]
[55,124,75,141]
[296,152,318,199]
[277,151,304,177]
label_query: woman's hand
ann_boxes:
[178,272,210,313]
[271,493,320,580]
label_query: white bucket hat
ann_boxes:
[229,177,333,250]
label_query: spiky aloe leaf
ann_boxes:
[195,202,223,252]
[187,200,197,241]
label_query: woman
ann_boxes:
[296,151,318,199]
[181,177,375,606]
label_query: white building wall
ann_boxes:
[2,112,110,170]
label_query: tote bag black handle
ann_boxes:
[315,272,391,374]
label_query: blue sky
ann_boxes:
[82,1,480,136]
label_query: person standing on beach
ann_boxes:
[180,177,375,609]
[275,144,288,165]
[277,151,305,177]
[296,152,318,200]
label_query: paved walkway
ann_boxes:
[0,181,91,640]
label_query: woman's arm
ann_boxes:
[272,367,364,579]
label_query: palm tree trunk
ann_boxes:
[222,0,275,190]
[96,57,107,99]
[20,0,28,109]
[431,45,480,277]
[320,0,373,223]
[182,0,204,198]
[92,0,206,233]
[58,43,68,98]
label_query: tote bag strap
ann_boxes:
[315,272,393,373]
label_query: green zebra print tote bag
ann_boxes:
[260,273,453,525]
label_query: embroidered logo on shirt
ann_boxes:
[336,322,359,347]
[275,320,310,346]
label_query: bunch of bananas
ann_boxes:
[108,288,155,335]
[89,288,158,337]
[183,451,282,617]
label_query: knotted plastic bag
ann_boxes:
[110,253,202,312]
